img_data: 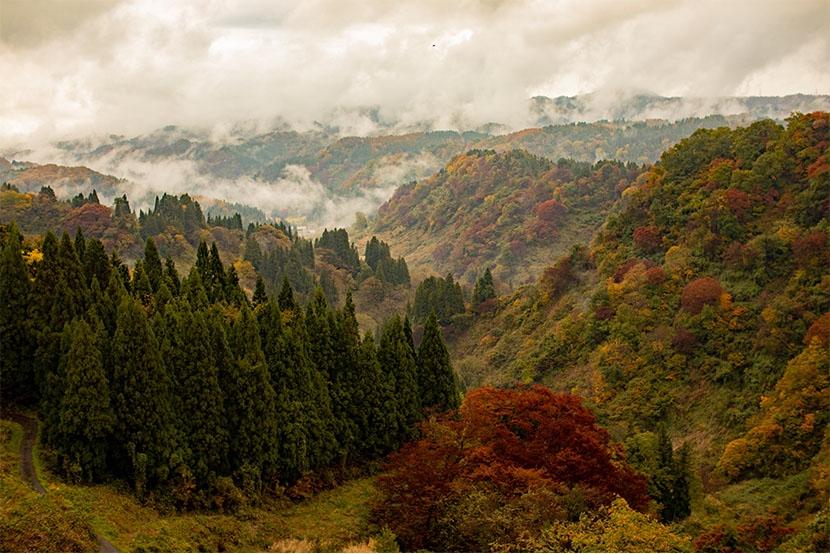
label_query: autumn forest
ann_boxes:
[1,108,828,553]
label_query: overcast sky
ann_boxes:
[1,0,828,143]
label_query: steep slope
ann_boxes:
[445,112,829,547]
[0,157,122,198]
[259,130,485,191]
[471,116,732,165]
[370,149,649,285]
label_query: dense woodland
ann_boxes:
[1,112,828,552]
[370,149,651,285]
[440,112,829,551]
[0,224,458,506]
[0,183,415,322]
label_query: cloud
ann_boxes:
[0,0,827,145]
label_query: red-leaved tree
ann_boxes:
[680,276,724,315]
[373,385,649,551]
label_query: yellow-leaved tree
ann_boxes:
[717,336,829,479]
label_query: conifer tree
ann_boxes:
[110,296,175,493]
[155,280,173,315]
[73,226,86,262]
[176,306,227,488]
[471,267,496,306]
[103,272,126,336]
[55,318,113,482]
[330,291,365,462]
[28,232,65,399]
[243,235,263,270]
[403,314,415,354]
[359,330,398,457]
[224,265,249,308]
[252,275,267,308]
[143,237,163,293]
[378,315,421,444]
[181,266,209,310]
[1,223,34,402]
[83,238,110,288]
[131,260,155,311]
[229,306,278,489]
[206,242,226,302]
[58,231,88,316]
[652,427,691,522]
[417,311,461,413]
[195,239,210,282]
[111,250,131,293]
[278,276,299,312]
[671,443,692,521]
[207,307,238,476]
[164,253,180,296]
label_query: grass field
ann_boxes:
[1,416,390,553]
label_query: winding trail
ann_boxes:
[3,412,120,553]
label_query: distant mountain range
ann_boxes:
[2,94,827,226]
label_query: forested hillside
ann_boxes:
[7,112,808,228]
[0,157,122,199]
[444,112,829,550]
[473,116,731,165]
[0,187,414,329]
[0,223,458,507]
[371,149,648,284]
[2,112,828,553]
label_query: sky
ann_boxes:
[1,0,828,144]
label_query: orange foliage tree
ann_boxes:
[373,385,649,551]
[680,276,724,315]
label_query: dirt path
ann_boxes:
[3,412,120,553]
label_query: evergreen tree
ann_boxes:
[224,264,249,308]
[103,272,127,336]
[358,330,398,457]
[403,314,416,354]
[28,232,66,401]
[652,427,691,522]
[131,260,154,311]
[256,297,303,478]
[417,311,461,413]
[195,239,210,283]
[252,275,267,308]
[671,443,693,521]
[229,307,278,490]
[243,235,263,270]
[58,231,88,316]
[155,280,173,315]
[0,222,34,403]
[471,267,496,306]
[54,318,113,482]
[164,253,180,296]
[83,238,110,288]
[206,242,226,302]
[278,276,299,312]
[73,226,86,262]
[181,266,209,310]
[143,237,163,293]
[111,250,131,293]
[110,296,175,493]
[330,291,365,462]
[378,315,421,445]
[173,305,227,489]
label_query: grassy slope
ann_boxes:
[0,420,98,553]
[1,417,381,553]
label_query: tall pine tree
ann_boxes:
[54,318,114,482]
[416,311,460,413]
[0,223,34,403]
[110,296,175,493]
